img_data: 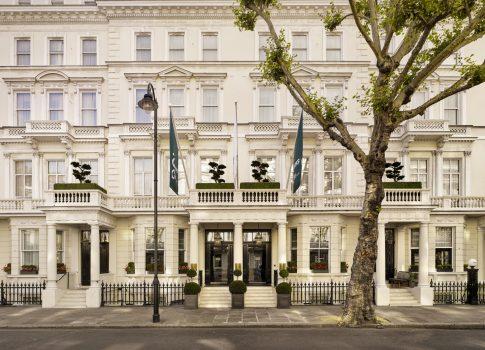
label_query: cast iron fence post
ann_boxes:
[466,267,479,305]
[273,269,278,287]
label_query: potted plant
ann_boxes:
[3,263,11,275]
[382,161,422,190]
[125,262,135,274]
[20,265,38,275]
[184,268,200,309]
[408,264,419,272]
[53,161,107,193]
[437,264,453,272]
[408,272,418,288]
[340,262,349,273]
[310,262,328,272]
[276,269,292,308]
[178,262,189,274]
[229,269,246,309]
[239,160,280,189]
[287,261,297,273]
[57,263,67,274]
[195,162,235,189]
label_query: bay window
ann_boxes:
[178,228,186,266]
[146,228,164,274]
[324,156,342,194]
[134,158,152,195]
[310,226,329,272]
[435,227,454,272]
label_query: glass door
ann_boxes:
[243,230,272,285]
[205,230,233,285]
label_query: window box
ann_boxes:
[195,183,235,190]
[145,263,164,274]
[436,264,453,272]
[239,182,280,189]
[125,262,135,274]
[382,182,422,189]
[20,265,38,275]
[54,183,107,193]
[310,262,328,272]
[57,263,67,274]
[3,263,11,274]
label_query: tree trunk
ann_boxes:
[340,169,385,326]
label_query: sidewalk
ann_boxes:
[1,305,484,329]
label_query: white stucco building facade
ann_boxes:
[0,0,484,308]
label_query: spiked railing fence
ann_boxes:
[100,281,185,306]
[0,281,45,306]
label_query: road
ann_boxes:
[1,328,485,350]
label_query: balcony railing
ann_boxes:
[189,189,287,206]
[382,188,430,205]
[0,199,44,212]
[432,196,485,209]
[110,196,188,210]
[45,190,109,208]
[288,195,363,209]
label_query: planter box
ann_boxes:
[240,182,280,190]
[231,293,244,309]
[54,182,107,193]
[20,270,38,275]
[277,294,291,309]
[383,182,422,189]
[184,294,199,309]
[195,183,235,190]
[311,270,329,273]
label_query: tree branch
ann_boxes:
[348,0,381,61]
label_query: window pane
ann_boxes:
[82,39,97,66]
[259,33,269,60]
[292,34,308,60]
[16,93,31,126]
[202,88,218,121]
[326,85,343,102]
[49,93,63,120]
[81,92,97,125]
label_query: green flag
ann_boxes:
[292,110,304,194]
[169,109,179,195]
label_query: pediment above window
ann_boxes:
[158,66,193,80]
[35,70,69,82]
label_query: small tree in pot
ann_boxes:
[184,268,201,309]
[229,269,246,309]
[276,269,292,308]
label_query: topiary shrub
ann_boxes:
[233,269,242,279]
[186,268,197,279]
[184,282,201,295]
[279,269,289,279]
[276,282,292,295]
[229,280,247,294]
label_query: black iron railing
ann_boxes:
[0,281,45,306]
[291,281,348,305]
[431,280,485,305]
[101,281,185,306]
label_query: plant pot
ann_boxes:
[277,294,291,309]
[54,182,107,193]
[195,183,235,190]
[184,294,198,309]
[239,182,280,189]
[20,270,38,275]
[382,181,422,189]
[231,293,244,309]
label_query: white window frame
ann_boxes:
[15,159,32,198]
[201,32,218,61]
[168,32,185,61]
[258,87,276,122]
[409,228,420,267]
[48,91,64,121]
[290,156,310,195]
[255,156,276,182]
[200,157,220,183]
[326,32,342,61]
[80,90,97,126]
[309,226,330,272]
[323,156,343,194]
[16,38,31,66]
[292,32,308,61]
[79,158,99,184]
[258,32,270,61]
[48,38,64,66]
[133,157,152,196]
[81,37,97,66]
[47,159,65,190]
[443,92,461,125]
[15,91,31,126]
[443,158,461,195]
[135,33,151,61]
[168,87,185,117]
[145,227,165,274]
[410,158,429,189]
[201,87,219,122]
[435,226,454,271]
[56,230,65,264]
[20,228,39,270]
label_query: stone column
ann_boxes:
[314,149,323,195]
[32,152,40,198]
[38,153,44,199]
[464,151,471,196]
[189,223,199,268]
[3,153,11,197]
[66,151,75,183]
[279,148,287,188]
[98,152,105,188]
[42,224,59,308]
[478,226,484,281]
[86,223,101,308]
[344,150,353,195]
[418,222,433,305]
[278,222,287,267]
[189,149,196,189]
[123,150,131,196]
[233,222,243,272]
[433,150,443,196]
[375,222,389,306]
[401,148,410,180]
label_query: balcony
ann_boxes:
[44,189,109,209]
[392,119,452,141]
[431,196,485,211]
[188,189,287,207]
[0,199,44,214]
[110,196,188,211]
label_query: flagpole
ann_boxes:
[233,101,239,190]
[285,155,293,192]
[170,107,191,192]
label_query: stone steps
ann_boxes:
[389,288,420,306]
[245,287,276,308]
[55,289,87,308]
[199,286,277,308]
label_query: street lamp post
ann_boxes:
[138,83,160,323]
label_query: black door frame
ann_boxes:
[243,230,272,286]
[80,230,91,286]
[204,230,234,286]
[385,228,395,280]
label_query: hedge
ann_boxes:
[54,183,107,193]
[239,182,281,189]
[382,181,422,189]
[195,183,235,189]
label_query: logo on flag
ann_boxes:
[169,109,179,195]
[292,110,304,194]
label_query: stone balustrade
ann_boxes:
[45,190,109,208]
[432,196,485,209]
[110,196,188,210]
[288,195,364,209]
[382,188,430,205]
[189,189,287,206]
